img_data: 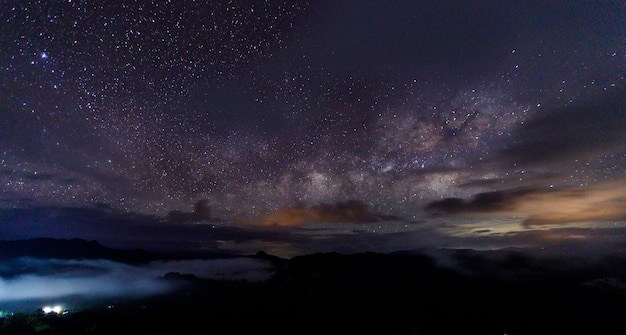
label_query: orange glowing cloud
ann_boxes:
[426,179,626,226]
[518,183,626,226]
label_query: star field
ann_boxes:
[1,1,625,252]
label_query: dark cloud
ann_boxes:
[425,188,536,215]
[425,180,626,227]
[193,199,212,221]
[308,200,394,223]
[456,173,561,189]
[166,210,194,223]
[167,199,214,223]
[93,202,113,210]
[238,200,400,226]
[1,169,56,182]
[499,90,626,167]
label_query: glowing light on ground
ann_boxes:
[42,305,63,314]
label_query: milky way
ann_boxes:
[1,1,625,253]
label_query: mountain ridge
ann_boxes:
[0,237,162,264]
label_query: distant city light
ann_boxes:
[42,305,63,314]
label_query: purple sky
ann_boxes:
[1,1,624,258]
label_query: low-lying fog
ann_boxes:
[0,257,275,312]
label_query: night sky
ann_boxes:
[1,1,625,257]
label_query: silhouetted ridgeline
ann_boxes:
[0,240,625,334]
[0,238,161,264]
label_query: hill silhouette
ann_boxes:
[0,238,161,264]
[0,240,624,334]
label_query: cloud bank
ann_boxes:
[0,257,275,304]
[426,179,626,226]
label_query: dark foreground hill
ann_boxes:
[1,242,625,335]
